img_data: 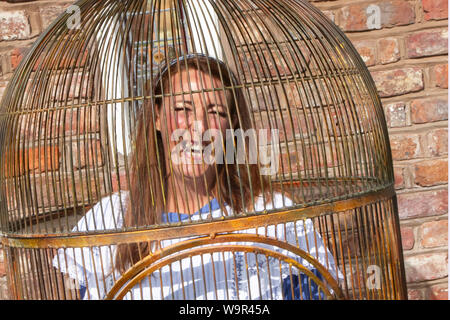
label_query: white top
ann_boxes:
[52,192,341,300]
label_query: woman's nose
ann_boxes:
[189,105,209,133]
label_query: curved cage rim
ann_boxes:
[113,246,335,300]
[107,235,343,300]
[2,185,395,249]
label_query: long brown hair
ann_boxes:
[115,54,270,273]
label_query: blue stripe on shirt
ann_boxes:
[79,285,87,299]
[162,198,221,223]
[282,268,325,300]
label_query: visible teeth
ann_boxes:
[191,145,203,153]
[181,142,203,154]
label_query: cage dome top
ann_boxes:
[0,0,394,237]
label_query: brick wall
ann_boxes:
[0,0,76,300]
[312,0,448,300]
[0,0,448,300]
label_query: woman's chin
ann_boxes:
[175,164,214,181]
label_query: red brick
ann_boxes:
[32,44,89,71]
[379,1,416,27]
[19,171,104,210]
[0,278,9,300]
[285,79,338,108]
[390,134,420,160]
[1,52,13,75]
[378,37,400,65]
[281,76,312,105]
[371,68,423,98]
[322,10,335,23]
[0,247,5,277]
[0,10,31,41]
[397,189,447,219]
[433,64,448,89]
[18,106,100,144]
[426,128,448,156]
[255,110,305,143]
[422,0,448,21]
[352,40,376,66]
[404,252,448,283]
[39,5,73,30]
[279,151,303,177]
[26,146,60,173]
[406,30,448,58]
[430,284,448,300]
[385,102,407,128]
[407,288,425,300]
[50,71,93,101]
[3,145,60,177]
[394,166,404,189]
[243,43,311,80]
[111,170,129,192]
[338,1,415,31]
[234,11,291,46]
[414,159,448,187]
[339,231,362,260]
[247,85,275,111]
[411,98,448,124]
[0,80,7,103]
[400,226,414,250]
[68,140,104,170]
[64,106,100,135]
[278,141,339,177]
[419,220,448,248]
[10,47,30,70]
[338,5,374,31]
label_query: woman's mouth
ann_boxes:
[180,141,205,163]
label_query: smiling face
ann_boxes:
[156,67,234,185]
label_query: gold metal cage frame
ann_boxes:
[0,0,407,300]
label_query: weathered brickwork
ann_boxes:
[311,0,448,300]
[0,0,447,300]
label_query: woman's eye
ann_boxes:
[209,109,227,117]
[174,107,191,113]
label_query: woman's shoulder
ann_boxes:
[254,191,294,212]
[72,191,129,232]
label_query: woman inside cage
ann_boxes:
[52,53,341,300]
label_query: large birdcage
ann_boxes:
[0,0,407,300]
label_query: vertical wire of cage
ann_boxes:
[0,0,407,300]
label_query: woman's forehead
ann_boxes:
[168,68,226,92]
